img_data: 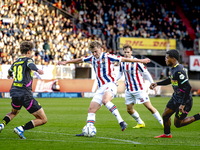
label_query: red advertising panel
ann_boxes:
[0,79,95,92]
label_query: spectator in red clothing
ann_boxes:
[53,0,62,9]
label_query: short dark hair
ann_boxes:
[166,50,179,61]
[123,44,132,51]
[20,41,34,54]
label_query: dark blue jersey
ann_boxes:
[9,56,38,97]
[170,64,192,104]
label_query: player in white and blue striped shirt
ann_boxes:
[58,40,150,136]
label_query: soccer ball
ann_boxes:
[82,124,97,137]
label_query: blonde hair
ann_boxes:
[88,40,102,50]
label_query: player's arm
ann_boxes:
[150,78,171,89]
[138,63,154,84]
[27,59,44,75]
[116,64,123,81]
[7,68,13,79]
[143,70,154,84]
[58,58,83,65]
[121,57,150,64]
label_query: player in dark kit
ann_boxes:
[150,50,200,138]
[0,41,47,139]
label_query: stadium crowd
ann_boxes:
[0,0,197,66]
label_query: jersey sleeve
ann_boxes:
[137,63,154,83]
[176,70,188,85]
[27,58,38,71]
[82,55,93,64]
[107,54,121,62]
[8,63,14,76]
[116,62,124,81]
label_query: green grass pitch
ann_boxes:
[0,97,200,150]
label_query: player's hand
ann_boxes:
[7,75,13,79]
[58,61,66,65]
[150,83,157,89]
[37,69,44,75]
[141,58,150,64]
[179,105,185,113]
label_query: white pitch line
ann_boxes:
[97,137,141,144]
[3,130,200,146]
[29,130,141,144]
[3,129,141,144]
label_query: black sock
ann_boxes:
[22,121,34,130]
[2,116,11,126]
[194,113,200,121]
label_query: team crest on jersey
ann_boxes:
[102,58,105,64]
[140,98,144,102]
[179,74,185,80]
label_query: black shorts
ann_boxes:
[11,96,42,114]
[166,97,193,120]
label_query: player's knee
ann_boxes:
[42,117,47,125]
[43,117,47,124]
[11,110,19,115]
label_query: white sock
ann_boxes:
[131,111,144,124]
[87,113,95,126]
[105,101,123,123]
[153,111,163,125]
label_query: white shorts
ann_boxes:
[125,90,150,105]
[92,82,117,105]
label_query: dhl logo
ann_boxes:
[120,38,176,50]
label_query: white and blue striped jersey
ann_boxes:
[117,56,153,92]
[82,52,121,87]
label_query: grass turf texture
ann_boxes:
[0,97,200,150]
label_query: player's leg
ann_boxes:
[14,97,47,139]
[127,103,145,128]
[102,83,127,131]
[0,108,20,133]
[154,107,174,138]
[87,101,101,126]
[174,114,196,128]
[125,91,145,128]
[76,92,102,136]
[0,97,22,133]
[143,101,163,126]
[174,100,200,127]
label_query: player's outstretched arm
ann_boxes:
[121,58,150,64]
[150,78,171,89]
[150,83,157,89]
[58,58,83,65]
[37,69,44,75]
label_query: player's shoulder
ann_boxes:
[174,64,185,73]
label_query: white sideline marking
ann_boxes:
[97,137,141,144]
[29,130,141,144]
[3,130,200,146]
[2,130,141,144]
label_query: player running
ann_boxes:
[150,50,200,138]
[116,44,163,128]
[58,40,150,136]
[0,41,47,139]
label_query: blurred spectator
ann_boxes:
[53,0,62,9]
[159,72,167,80]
